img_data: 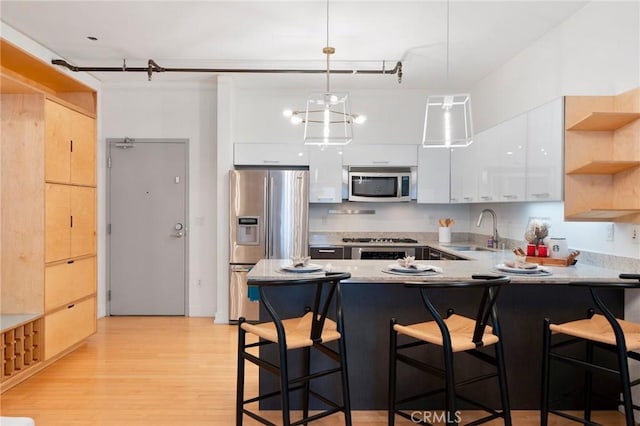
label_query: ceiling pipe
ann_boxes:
[51,58,403,83]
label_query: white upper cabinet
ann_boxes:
[342,144,418,167]
[450,142,479,203]
[476,125,499,202]
[234,143,309,166]
[494,114,527,202]
[308,146,343,203]
[526,98,564,201]
[417,147,450,203]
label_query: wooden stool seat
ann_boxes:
[394,313,499,352]
[550,313,640,351]
[241,311,341,350]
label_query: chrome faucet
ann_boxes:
[476,208,499,248]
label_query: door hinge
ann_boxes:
[107,223,111,235]
[107,290,111,301]
[107,157,112,168]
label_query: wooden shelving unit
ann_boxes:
[566,160,640,175]
[564,89,640,223]
[567,112,640,131]
[1,38,97,392]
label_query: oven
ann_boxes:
[351,246,416,260]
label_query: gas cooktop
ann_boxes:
[342,237,418,244]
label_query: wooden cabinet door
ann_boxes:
[45,100,71,184]
[45,183,71,263]
[45,256,96,311]
[70,186,96,258]
[70,111,96,186]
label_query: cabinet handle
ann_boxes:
[502,194,518,199]
[67,304,75,309]
[70,215,73,227]
[70,140,73,153]
[67,260,75,264]
[372,161,390,164]
[316,197,335,201]
[480,196,493,201]
[463,197,473,201]
[263,160,280,164]
[531,193,550,198]
[318,249,336,253]
[450,198,458,202]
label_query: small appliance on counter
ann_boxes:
[229,169,309,321]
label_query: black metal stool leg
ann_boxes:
[617,345,636,426]
[278,340,291,426]
[584,340,594,422]
[302,346,310,425]
[540,318,551,426]
[388,319,398,426]
[338,327,352,426]
[494,338,512,425]
[443,345,457,426]
[236,318,246,426]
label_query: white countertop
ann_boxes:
[248,252,623,284]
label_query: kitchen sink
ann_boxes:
[445,245,493,252]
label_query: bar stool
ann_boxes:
[388,275,512,426]
[236,272,352,426]
[541,273,640,426]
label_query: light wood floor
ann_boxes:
[0,316,631,425]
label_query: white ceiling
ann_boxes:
[1,1,588,90]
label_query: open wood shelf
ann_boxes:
[565,209,640,220]
[567,112,640,131]
[566,160,640,175]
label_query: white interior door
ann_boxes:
[107,139,187,315]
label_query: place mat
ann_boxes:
[382,268,442,277]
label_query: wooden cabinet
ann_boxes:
[45,184,96,263]
[45,99,96,186]
[308,146,343,203]
[234,143,309,166]
[564,88,640,222]
[1,38,97,391]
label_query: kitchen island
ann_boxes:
[247,254,627,410]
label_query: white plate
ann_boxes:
[388,263,432,273]
[281,263,324,273]
[495,263,550,275]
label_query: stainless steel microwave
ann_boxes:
[348,168,412,202]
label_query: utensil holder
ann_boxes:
[438,227,451,243]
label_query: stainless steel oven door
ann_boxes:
[352,246,415,260]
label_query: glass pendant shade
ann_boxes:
[422,93,474,148]
[303,92,353,145]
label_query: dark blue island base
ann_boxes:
[257,282,623,410]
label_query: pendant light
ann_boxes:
[283,0,365,145]
[422,0,474,148]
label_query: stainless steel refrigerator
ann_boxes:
[229,169,309,321]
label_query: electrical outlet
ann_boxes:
[606,223,614,241]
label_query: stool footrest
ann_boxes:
[396,352,446,378]
[550,352,620,377]
[464,412,502,426]
[396,387,445,406]
[548,409,602,426]
[456,372,498,388]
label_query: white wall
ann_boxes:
[101,82,217,317]
[472,1,640,131]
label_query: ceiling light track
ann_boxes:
[51,58,403,83]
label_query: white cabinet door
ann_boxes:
[495,114,527,202]
[526,98,564,201]
[342,144,418,167]
[450,142,478,203]
[476,125,499,202]
[234,143,309,166]
[309,146,343,203]
[417,147,450,203]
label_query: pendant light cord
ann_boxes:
[326,0,331,93]
[446,0,450,78]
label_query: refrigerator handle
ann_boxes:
[265,176,271,258]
